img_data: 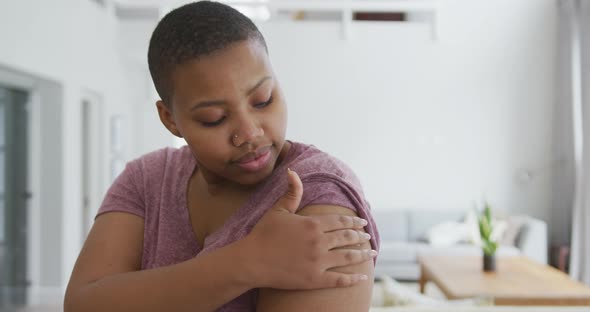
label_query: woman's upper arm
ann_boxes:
[256,205,374,312]
[65,212,144,292]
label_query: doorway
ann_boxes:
[0,85,30,307]
[81,93,103,241]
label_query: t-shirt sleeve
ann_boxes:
[298,173,380,252]
[96,160,146,219]
[300,179,359,212]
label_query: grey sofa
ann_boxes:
[373,210,548,281]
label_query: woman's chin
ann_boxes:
[233,156,278,186]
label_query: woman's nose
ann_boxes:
[232,115,264,146]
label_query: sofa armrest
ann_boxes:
[515,217,548,264]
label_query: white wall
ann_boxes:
[257,0,557,223]
[0,0,143,299]
[117,20,176,159]
[123,1,561,240]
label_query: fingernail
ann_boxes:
[358,218,368,226]
[362,232,371,240]
[370,250,378,257]
[359,274,368,281]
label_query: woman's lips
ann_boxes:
[236,149,272,172]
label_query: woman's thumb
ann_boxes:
[276,168,303,213]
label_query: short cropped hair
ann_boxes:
[147,1,267,105]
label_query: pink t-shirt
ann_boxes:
[97,140,380,311]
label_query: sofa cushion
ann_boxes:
[373,210,409,241]
[379,242,521,264]
[408,210,465,241]
[417,245,521,258]
[500,215,529,246]
[378,241,430,263]
[373,262,421,282]
[425,221,470,247]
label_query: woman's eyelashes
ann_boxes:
[201,116,226,127]
[199,96,273,127]
[254,96,273,108]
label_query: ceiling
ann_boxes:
[111,0,438,21]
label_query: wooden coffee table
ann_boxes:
[418,255,590,306]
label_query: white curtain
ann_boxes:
[565,0,590,285]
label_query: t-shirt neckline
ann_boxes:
[178,140,300,252]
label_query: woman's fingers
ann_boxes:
[326,248,378,268]
[272,169,303,214]
[312,214,368,232]
[323,229,371,249]
[319,271,370,288]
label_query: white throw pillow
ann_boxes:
[500,215,528,246]
[425,221,470,247]
[425,210,510,248]
[464,209,481,245]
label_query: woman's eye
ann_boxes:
[201,116,225,127]
[254,96,273,108]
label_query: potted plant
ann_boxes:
[478,203,498,272]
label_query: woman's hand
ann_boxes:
[244,169,376,290]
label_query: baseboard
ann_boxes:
[27,286,64,306]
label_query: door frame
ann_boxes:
[0,68,41,305]
[80,90,104,240]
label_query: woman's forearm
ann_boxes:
[65,168,374,311]
[64,238,256,312]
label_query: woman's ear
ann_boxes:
[156,100,183,138]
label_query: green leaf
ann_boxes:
[482,239,497,256]
[479,217,491,239]
[478,202,496,253]
[484,203,492,223]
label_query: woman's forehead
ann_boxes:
[170,41,273,104]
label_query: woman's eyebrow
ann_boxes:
[246,76,272,96]
[190,76,273,111]
[190,100,225,111]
